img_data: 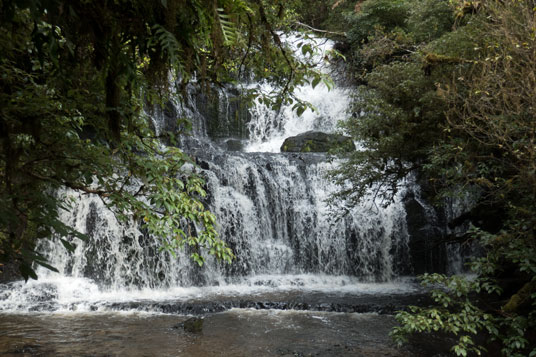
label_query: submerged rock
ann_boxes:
[183,317,204,333]
[280,131,355,153]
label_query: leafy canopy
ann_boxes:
[0,0,326,280]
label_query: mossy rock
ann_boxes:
[225,139,243,151]
[182,317,204,333]
[502,281,536,313]
[280,131,355,153]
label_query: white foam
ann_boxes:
[244,36,351,153]
[0,274,418,314]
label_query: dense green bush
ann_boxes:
[333,0,536,355]
[346,0,410,46]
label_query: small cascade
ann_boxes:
[245,35,350,152]
[197,151,410,280]
[0,35,428,313]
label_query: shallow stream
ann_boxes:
[0,276,430,356]
[0,310,410,357]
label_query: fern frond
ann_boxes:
[217,8,237,46]
[150,24,183,67]
[219,0,253,15]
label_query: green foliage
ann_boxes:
[150,24,183,69]
[405,0,454,43]
[293,0,355,33]
[391,273,497,356]
[331,62,439,204]
[346,0,410,46]
[0,0,322,280]
[393,230,536,356]
[332,53,447,205]
[217,7,239,46]
[332,0,536,354]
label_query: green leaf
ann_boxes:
[60,238,76,252]
[20,263,38,282]
[35,260,59,273]
[311,77,321,89]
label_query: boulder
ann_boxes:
[225,139,243,151]
[173,317,204,333]
[280,131,355,153]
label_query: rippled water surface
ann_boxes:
[0,310,413,356]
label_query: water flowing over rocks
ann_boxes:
[0,38,462,357]
[193,86,251,140]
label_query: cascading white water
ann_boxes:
[0,35,420,313]
[245,35,350,152]
[201,153,410,279]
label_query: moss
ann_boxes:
[424,52,464,65]
[502,281,536,313]
[303,140,313,152]
[183,317,204,333]
[281,131,355,153]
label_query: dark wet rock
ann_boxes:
[0,262,21,283]
[197,159,210,170]
[172,317,205,333]
[448,200,506,234]
[408,332,460,357]
[101,289,431,316]
[280,131,355,153]
[193,86,251,139]
[225,139,243,151]
[183,317,204,333]
[403,192,447,275]
[8,344,46,355]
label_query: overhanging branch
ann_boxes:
[294,21,346,37]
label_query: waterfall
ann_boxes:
[245,35,350,152]
[0,36,422,313]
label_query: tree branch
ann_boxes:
[294,21,346,37]
[25,170,112,197]
[257,3,294,97]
